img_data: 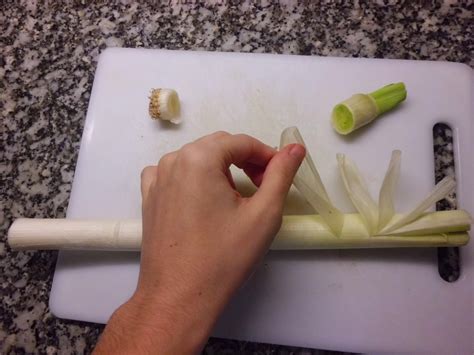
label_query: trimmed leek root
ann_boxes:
[331,83,407,135]
[7,211,470,251]
[149,88,181,123]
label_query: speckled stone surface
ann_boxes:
[1,1,472,354]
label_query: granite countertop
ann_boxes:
[1,1,472,354]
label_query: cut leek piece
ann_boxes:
[331,82,407,135]
[149,88,181,124]
[280,127,344,236]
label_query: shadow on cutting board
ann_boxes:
[55,247,434,272]
[268,247,434,266]
[55,250,140,270]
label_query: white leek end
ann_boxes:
[149,88,181,124]
[8,219,141,251]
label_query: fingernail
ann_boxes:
[288,144,306,159]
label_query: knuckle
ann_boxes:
[234,133,257,145]
[141,166,156,181]
[179,144,208,166]
[158,152,175,168]
[233,133,250,140]
[211,130,230,139]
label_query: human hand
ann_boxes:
[95,132,305,354]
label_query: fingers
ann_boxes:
[223,134,276,168]
[199,132,276,169]
[140,152,177,200]
[253,144,305,212]
[242,163,266,187]
[183,132,277,190]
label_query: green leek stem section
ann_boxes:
[8,210,470,251]
[331,82,407,135]
[369,82,407,115]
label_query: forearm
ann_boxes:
[94,292,215,355]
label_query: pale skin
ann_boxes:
[94,132,305,354]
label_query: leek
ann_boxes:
[6,127,471,251]
[7,211,470,251]
[331,83,407,135]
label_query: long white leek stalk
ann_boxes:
[8,211,470,251]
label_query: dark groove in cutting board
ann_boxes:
[433,123,460,282]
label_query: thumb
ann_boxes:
[253,144,305,211]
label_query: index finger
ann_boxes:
[209,133,276,169]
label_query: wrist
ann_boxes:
[95,290,215,354]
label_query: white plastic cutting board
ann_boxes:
[50,48,474,353]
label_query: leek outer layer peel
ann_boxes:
[280,127,343,236]
[279,127,471,248]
